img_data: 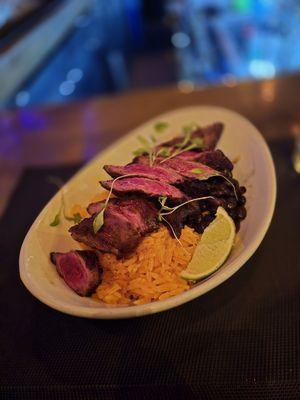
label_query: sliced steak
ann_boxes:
[176,149,233,174]
[70,198,159,257]
[103,163,184,184]
[87,201,103,216]
[192,122,223,150]
[162,158,218,180]
[50,250,101,296]
[156,122,223,151]
[100,177,186,201]
[131,155,150,165]
[173,151,200,161]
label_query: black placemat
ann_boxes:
[1,140,300,400]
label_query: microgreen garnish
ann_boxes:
[175,131,192,149]
[156,147,172,157]
[47,176,83,227]
[134,134,158,166]
[137,135,151,149]
[150,134,157,143]
[159,142,201,164]
[93,204,105,234]
[159,196,216,218]
[132,122,170,165]
[182,122,199,135]
[159,130,204,164]
[92,173,139,234]
[158,196,174,212]
[72,213,83,224]
[133,121,203,166]
[50,213,61,226]
[160,215,186,250]
[133,148,147,157]
[192,168,204,174]
[191,167,218,180]
[154,122,169,132]
[191,137,204,148]
[64,212,82,224]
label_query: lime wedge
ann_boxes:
[181,207,235,281]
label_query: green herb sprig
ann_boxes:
[154,122,169,132]
[132,122,169,165]
[93,173,140,234]
[132,121,203,166]
[158,195,216,219]
[159,123,203,164]
[48,176,83,227]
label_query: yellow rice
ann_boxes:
[70,192,201,306]
[95,226,201,306]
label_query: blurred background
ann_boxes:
[1,0,300,109]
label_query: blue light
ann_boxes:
[15,91,30,107]
[171,32,191,49]
[249,59,276,79]
[67,68,83,83]
[59,81,75,96]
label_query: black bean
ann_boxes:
[211,189,226,197]
[197,224,205,233]
[219,182,229,191]
[226,197,237,209]
[239,195,246,205]
[199,202,208,211]
[237,206,247,220]
[228,209,237,219]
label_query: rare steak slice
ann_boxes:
[50,250,101,296]
[103,163,184,185]
[192,123,224,150]
[175,150,233,173]
[100,177,186,202]
[162,157,219,180]
[87,201,103,216]
[69,198,159,257]
[131,155,151,165]
[156,122,223,151]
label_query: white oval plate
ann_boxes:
[19,106,276,319]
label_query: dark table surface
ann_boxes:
[1,75,300,399]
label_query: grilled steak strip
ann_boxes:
[50,250,101,296]
[162,158,219,180]
[175,149,233,174]
[100,177,186,202]
[156,122,223,152]
[70,198,159,257]
[87,201,103,216]
[103,163,184,185]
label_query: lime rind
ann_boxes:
[181,207,235,281]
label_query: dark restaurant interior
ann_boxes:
[1,0,300,108]
[1,1,300,399]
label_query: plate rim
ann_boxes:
[19,105,277,319]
